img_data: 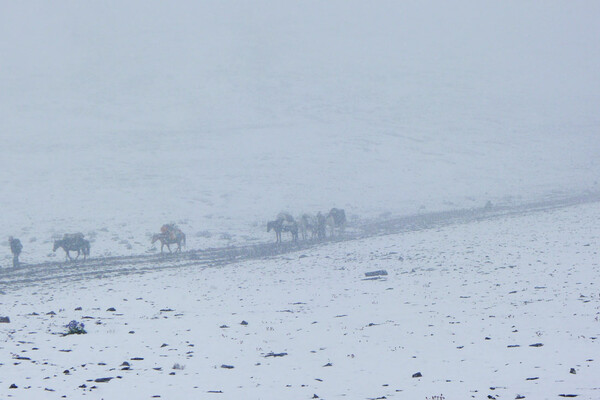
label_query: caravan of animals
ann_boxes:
[6,208,346,267]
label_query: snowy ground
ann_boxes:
[1,2,599,399]
[1,200,598,400]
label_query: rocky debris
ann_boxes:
[323,363,333,367]
[558,395,578,398]
[264,352,287,357]
[161,343,168,347]
[221,364,234,369]
[94,377,113,383]
[9,383,17,389]
[75,307,82,311]
[529,343,543,347]
[570,368,576,374]
[106,307,116,312]
[0,316,10,323]
[365,270,388,277]
[412,372,422,378]
[220,325,229,328]
[240,320,248,325]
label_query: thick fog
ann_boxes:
[1,1,599,260]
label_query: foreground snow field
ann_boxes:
[1,201,599,400]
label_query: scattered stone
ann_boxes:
[323,363,332,367]
[94,377,113,383]
[161,343,168,347]
[63,370,70,375]
[9,383,17,389]
[46,311,56,315]
[412,372,422,378]
[526,377,539,380]
[507,345,520,348]
[570,368,576,374]
[558,395,578,398]
[207,390,223,393]
[128,331,135,334]
[131,357,144,361]
[312,395,319,399]
[106,307,116,312]
[221,364,234,369]
[75,307,82,311]
[264,352,287,358]
[0,316,10,323]
[45,388,55,392]
[529,343,543,347]
[240,320,248,325]
[365,270,388,277]
[160,308,174,312]
[79,384,87,388]
[515,395,525,399]
[219,325,229,329]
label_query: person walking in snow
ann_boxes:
[9,236,22,268]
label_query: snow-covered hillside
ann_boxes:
[1,2,599,265]
[1,200,599,399]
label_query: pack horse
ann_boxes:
[53,233,90,261]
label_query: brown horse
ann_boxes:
[152,230,186,253]
[53,233,90,261]
[267,218,298,243]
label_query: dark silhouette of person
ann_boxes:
[9,236,22,267]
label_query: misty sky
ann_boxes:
[1,1,599,231]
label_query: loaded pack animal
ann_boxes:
[298,214,317,241]
[326,208,346,237]
[53,233,90,261]
[267,213,298,243]
[315,211,327,240]
[152,224,186,253]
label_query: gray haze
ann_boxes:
[1,1,599,255]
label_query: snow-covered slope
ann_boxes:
[1,1,599,265]
[1,200,599,399]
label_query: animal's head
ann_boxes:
[52,240,60,252]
